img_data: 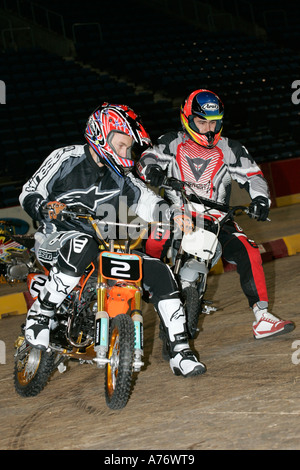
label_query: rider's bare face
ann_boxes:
[194,117,217,134]
[89,132,134,167]
[110,132,134,159]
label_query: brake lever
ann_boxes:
[244,207,271,222]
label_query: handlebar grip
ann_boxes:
[160,176,184,192]
[187,194,230,212]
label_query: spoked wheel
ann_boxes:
[182,286,202,339]
[105,314,135,410]
[14,340,57,397]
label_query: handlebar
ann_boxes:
[160,177,270,222]
[160,177,229,212]
[48,206,151,252]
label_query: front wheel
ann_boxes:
[105,314,135,410]
[14,340,57,397]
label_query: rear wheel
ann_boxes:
[105,314,135,410]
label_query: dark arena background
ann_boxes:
[0,0,300,452]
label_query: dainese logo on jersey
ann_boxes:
[186,156,211,181]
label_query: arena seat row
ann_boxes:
[1,0,299,208]
[0,46,178,188]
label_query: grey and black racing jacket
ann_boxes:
[137,130,270,215]
[19,144,170,236]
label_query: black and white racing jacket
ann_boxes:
[19,144,169,236]
[137,130,270,213]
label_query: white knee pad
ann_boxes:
[40,267,81,307]
[157,298,186,342]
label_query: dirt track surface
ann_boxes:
[1,204,300,451]
[0,252,299,451]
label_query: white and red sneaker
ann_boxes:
[253,311,294,339]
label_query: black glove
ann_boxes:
[36,199,47,222]
[146,165,167,187]
[248,196,270,221]
[167,177,183,191]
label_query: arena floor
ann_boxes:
[1,205,300,451]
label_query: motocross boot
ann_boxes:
[252,302,295,339]
[159,322,170,361]
[25,298,56,351]
[25,268,81,350]
[157,298,206,377]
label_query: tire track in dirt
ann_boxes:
[8,405,52,450]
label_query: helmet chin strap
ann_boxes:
[90,144,107,166]
[90,148,105,166]
[96,153,105,165]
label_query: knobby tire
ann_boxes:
[14,344,56,397]
[105,314,135,410]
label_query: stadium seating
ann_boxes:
[0,0,299,207]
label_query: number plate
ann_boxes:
[100,252,142,281]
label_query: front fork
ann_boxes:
[93,274,144,371]
[131,287,144,372]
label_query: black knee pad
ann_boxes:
[57,233,99,275]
